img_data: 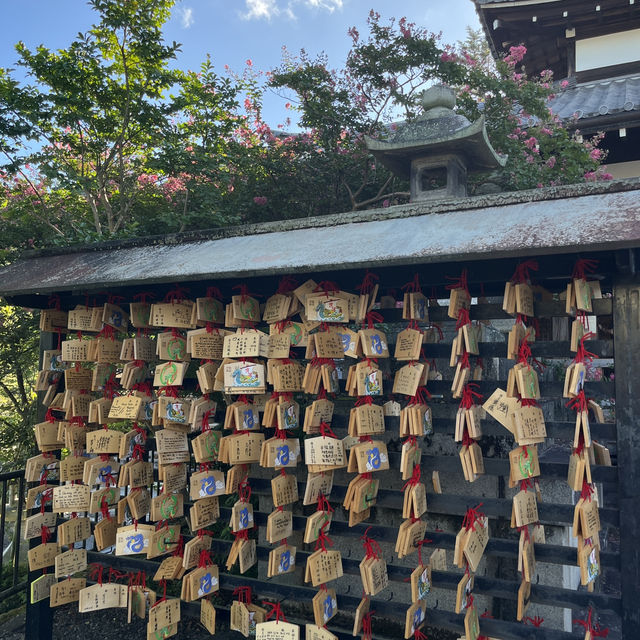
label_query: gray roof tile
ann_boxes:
[549,75,640,120]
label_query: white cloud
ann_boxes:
[242,0,280,20]
[243,0,343,21]
[180,7,194,28]
[304,0,343,12]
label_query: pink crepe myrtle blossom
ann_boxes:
[504,45,527,67]
[253,196,267,205]
[589,148,602,161]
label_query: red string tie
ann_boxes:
[463,503,485,532]
[445,269,469,294]
[403,464,422,491]
[460,383,482,410]
[164,285,190,304]
[510,260,539,284]
[319,421,338,438]
[360,527,382,559]
[575,332,597,364]
[416,538,433,566]
[362,610,375,640]
[456,307,471,329]
[276,276,298,295]
[357,271,379,295]
[197,549,214,568]
[232,586,253,605]
[566,389,589,413]
[315,520,333,552]
[572,259,599,281]
[171,535,184,558]
[98,325,116,341]
[89,563,104,585]
[312,281,340,298]
[401,274,422,294]
[524,615,544,627]
[316,493,334,514]
[263,601,288,623]
[365,311,383,329]
[573,608,609,637]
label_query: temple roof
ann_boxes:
[549,74,640,125]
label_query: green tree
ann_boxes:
[457,26,495,73]
[0,0,182,240]
[269,11,606,197]
[0,305,38,469]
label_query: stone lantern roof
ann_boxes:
[366,85,506,201]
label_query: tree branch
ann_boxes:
[0,380,25,416]
[353,190,410,209]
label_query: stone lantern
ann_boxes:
[365,85,506,202]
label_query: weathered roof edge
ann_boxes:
[15,177,640,261]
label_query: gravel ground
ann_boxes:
[0,604,458,640]
[0,605,223,640]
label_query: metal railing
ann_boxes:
[0,468,26,600]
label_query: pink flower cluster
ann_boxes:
[504,45,527,67]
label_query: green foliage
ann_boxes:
[0,305,38,469]
[0,4,608,247]
[1,0,182,239]
[0,563,27,615]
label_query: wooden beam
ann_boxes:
[613,274,640,639]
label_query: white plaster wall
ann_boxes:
[576,29,640,71]
[607,160,640,179]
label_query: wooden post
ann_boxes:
[613,275,640,638]
[25,330,54,640]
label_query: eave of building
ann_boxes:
[1,179,639,306]
[473,0,640,76]
[548,74,640,133]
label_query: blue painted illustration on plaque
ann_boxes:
[278,549,292,573]
[275,445,290,466]
[283,404,297,429]
[315,299,345,322]
[165,401,186,423]
[367,447,381,470]
[364,371,381,396]
[232,365,260,388]
[126,533,145,553]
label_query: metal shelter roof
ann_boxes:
[1,179,639,300]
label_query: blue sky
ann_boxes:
[0,0,481,126]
